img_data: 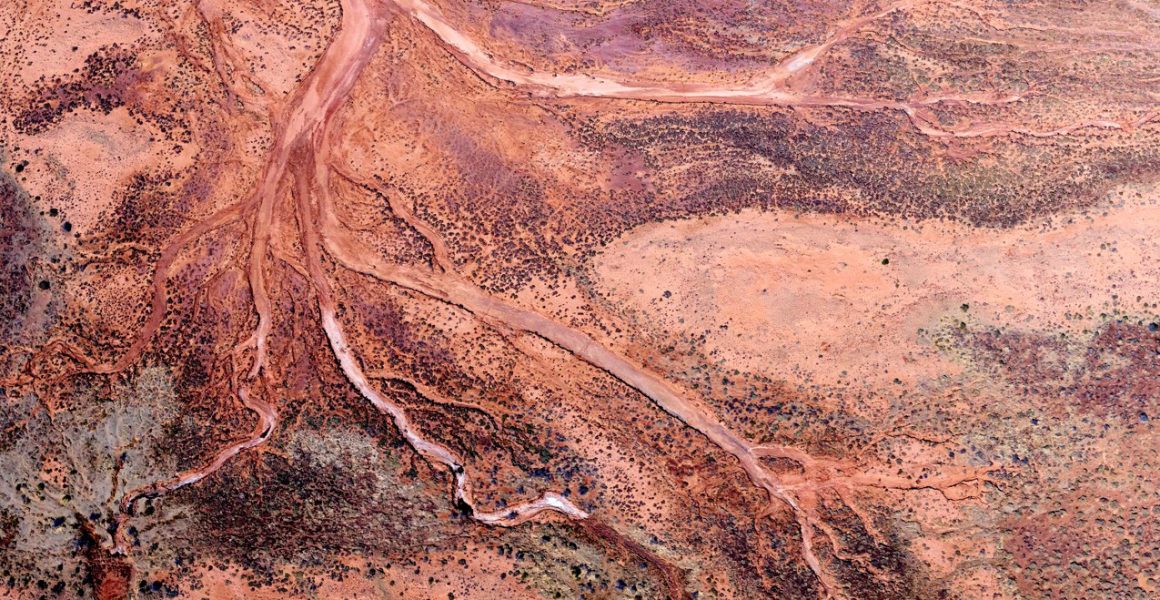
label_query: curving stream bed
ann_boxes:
[51,0,1019,597]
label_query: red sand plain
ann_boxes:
[0,0,1158,598]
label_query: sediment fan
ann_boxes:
[1,0,1157,597]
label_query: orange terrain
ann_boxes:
[0,0,1158,598]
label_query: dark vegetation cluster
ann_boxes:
[13,46,141,135]
[108,171,186,246]
[630,0,831,65]
[410,171,567,295]
[962,319,1160,422]
[1004,492,1159,598]
[581,109,1159,233]
[182,437,447,591]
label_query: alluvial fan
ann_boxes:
[0,0,1157,598]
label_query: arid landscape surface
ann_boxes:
[1,0,1158,598]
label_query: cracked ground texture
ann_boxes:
[0,0,1158,598]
